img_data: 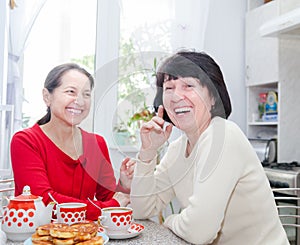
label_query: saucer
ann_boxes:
[106,222,144,239]
[23,232,109,244]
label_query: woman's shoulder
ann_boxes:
[168,134,186,147]
[10,124,48,150]
[211,117,244,137]
[12,123,42,140]
[204,117,250,153]
[167,134,187,155]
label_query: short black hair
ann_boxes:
[153,50,232,123]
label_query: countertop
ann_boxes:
[5,219,192,245]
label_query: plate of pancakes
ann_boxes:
[24,221,109,245]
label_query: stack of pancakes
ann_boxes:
[31,221,104,245]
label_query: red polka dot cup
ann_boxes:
[57,202,87,225]
[98,207,133,234]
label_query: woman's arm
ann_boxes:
[130,149,176,219]
[163,165,239,244]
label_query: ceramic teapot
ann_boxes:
[1,185,54,241]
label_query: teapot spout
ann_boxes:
[38,202,55,225]
[46,202,55,215]
[46,201,55,210]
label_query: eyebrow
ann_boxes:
[63,85,91,91]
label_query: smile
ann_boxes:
[66,108,83,115]
[174,107,191,114]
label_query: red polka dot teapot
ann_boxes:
[1,185,54,241]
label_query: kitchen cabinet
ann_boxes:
[246,0,300,162]
[260,0,300,38]
[245,1,279,85]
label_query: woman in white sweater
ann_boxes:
[130,50,289,244]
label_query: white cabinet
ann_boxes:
[246,0,300,162]
[245,1,279,85]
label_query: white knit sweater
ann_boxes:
[130,117,289,245]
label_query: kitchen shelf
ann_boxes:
[248,121,278,126]
[247,0,274,11]
[246,81,278,88]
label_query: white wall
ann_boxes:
[204,0,247,132]
[0,0,9,105]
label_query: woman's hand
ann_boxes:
[119,157,136,190]
[139,105,173,162]
[113,192,130,207]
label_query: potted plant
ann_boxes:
[113,121,131,146]
[128,104,156,128]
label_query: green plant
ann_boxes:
[22,113,30,128]
[128,103,156,128]
[116,37,158,140]
[113,120,128,133]
[71,55,95,71]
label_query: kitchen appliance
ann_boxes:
[249,138,277,164]
[263,161,300,245]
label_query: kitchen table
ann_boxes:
[5,219,192,245]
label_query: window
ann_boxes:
[113,0,174,146]
[22,0,97,128]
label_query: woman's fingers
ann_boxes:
[157,105,164,118]
[165,123,173,139]
[120,157,130,171]
[125,159,136,170]
[125,168,134,179]
[141,117,165,133]
[121,157,136,176]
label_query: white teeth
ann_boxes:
[174,107,190,114]
[67,108,82,115]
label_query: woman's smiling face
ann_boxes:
[44,69,92,126]
[162,76,214,133]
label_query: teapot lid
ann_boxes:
[14,185,40,200]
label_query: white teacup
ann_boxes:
[98,207,133,234]
[57,202,87,225]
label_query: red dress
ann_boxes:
[11,124,121,220]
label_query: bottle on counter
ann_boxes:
[258,92,267,120]
[263,91,278,122]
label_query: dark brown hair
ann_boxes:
[37,63,94,125]
[153,51,232,123]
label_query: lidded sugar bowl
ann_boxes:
[1,185,54,241]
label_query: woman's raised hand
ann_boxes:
[139,105,173,162]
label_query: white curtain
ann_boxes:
[0,105,14,170]
[7,0,47,132]
[171,0,211,51]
